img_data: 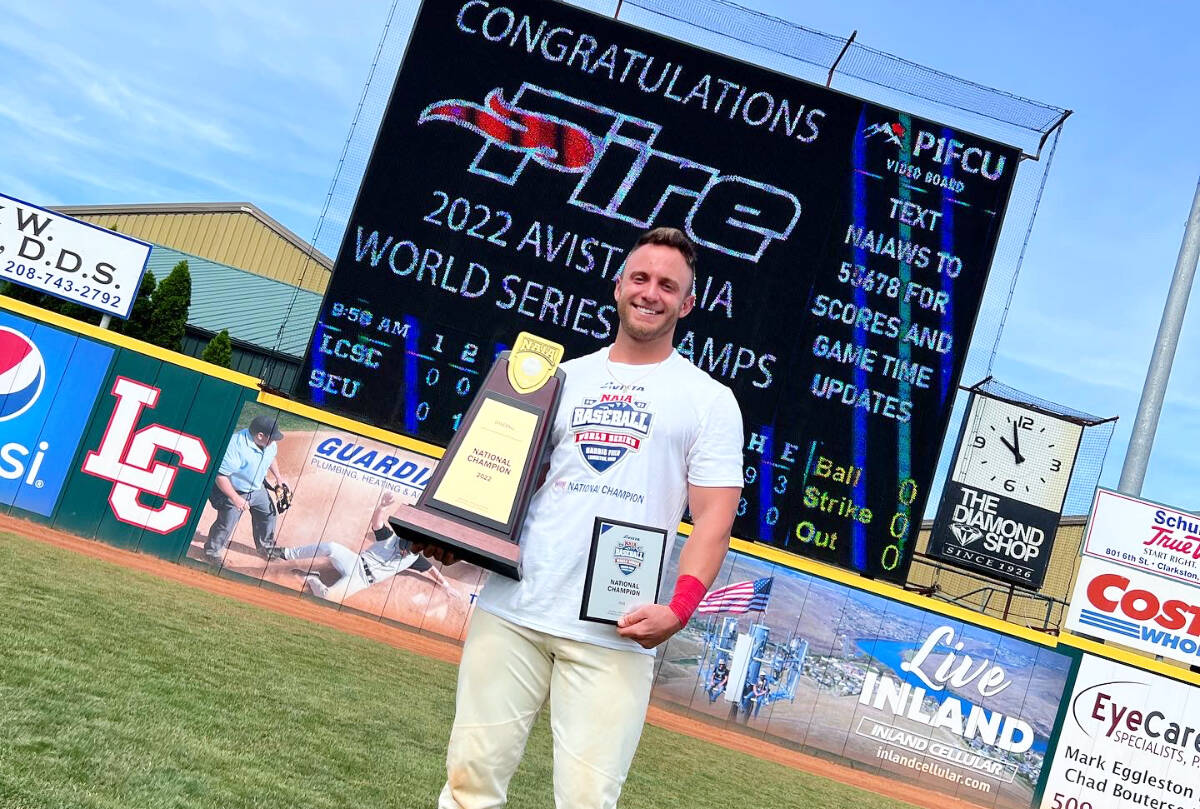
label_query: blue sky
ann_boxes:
[2,0,1198,514]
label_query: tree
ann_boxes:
[0,281,57,308]
[0,281,101,324]
[112,271,156,340]
[201,329,233,368]
[145,259,191,351]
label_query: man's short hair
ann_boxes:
[632,227,697,285]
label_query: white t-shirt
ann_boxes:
[477,346,744,654]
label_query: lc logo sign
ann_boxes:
[82,377,210,534]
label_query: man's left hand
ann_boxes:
[617,604,682,649]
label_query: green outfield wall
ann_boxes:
[2,295,1196,809]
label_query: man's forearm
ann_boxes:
[676,522,731,588]
[676,485,739,587]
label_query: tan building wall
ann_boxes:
[907,516,1088,630]
[56,203,332,293]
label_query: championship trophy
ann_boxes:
[388,332,564,579]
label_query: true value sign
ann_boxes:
[1065,489,1200,667]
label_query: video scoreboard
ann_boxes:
[297,0,1020,582]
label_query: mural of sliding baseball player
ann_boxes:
[279,490,456,602]
[185,402,484,640]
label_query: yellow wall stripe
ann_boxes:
[729,537,1057,647]
[1059,631,1200,686]
[256,392,446,459]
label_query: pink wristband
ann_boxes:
[668,574,707,627]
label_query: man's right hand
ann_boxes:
[232,495,248,511]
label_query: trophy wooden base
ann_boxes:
[389,505,522,580]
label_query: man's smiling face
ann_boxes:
[613,243,696,345]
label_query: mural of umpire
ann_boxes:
[420,227,744,809]
[203,414,289,564]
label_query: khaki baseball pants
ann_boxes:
[438,609,655,809]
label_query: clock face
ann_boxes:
[950,395,1083,512]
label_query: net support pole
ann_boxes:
[1118,177,1200,496]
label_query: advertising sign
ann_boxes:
[296,0,1021,582]
[186,407,480,642]
[1065,556,1200,668]
[1081,488,1200,589]
[0,312,113,516]
[0,193,151,319]
[53,352,250,559]
[653,546,1072,809]
[928,393,1083,588]
[1039,654,1200,809]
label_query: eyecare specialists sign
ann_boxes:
[0,193,151,319]
[1039,654,1200,809]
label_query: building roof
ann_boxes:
[147,244,320,359]
[57,202,332,269]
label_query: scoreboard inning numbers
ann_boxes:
[297,0,1020,583]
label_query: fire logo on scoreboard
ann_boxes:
[420,88,597,171]
[418,81,801,262]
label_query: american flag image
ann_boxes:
[696,577,773,615]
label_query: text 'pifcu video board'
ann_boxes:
[297,0,1020,582]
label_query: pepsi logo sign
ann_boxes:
[0,326,45,422]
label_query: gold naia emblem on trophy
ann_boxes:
[508,333,564,394]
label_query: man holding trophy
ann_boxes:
[425,227,743,809]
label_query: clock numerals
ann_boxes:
[955,395,1083,513]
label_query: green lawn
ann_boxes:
[0,532,919,809]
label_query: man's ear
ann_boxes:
[679,293,696,319]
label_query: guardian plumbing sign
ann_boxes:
[1065,490,1200,667]
[0,193,150,319]
[1038,654,1199,809]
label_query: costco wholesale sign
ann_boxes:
[1065,489,1200,668]
[1066,558,1200,667]
[0,193,151,319]
[1039,655,1200,809]
[296,0,1020,582]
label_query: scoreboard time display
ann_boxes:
[297,0,1020,582]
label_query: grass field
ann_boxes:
[0,531,920,809]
